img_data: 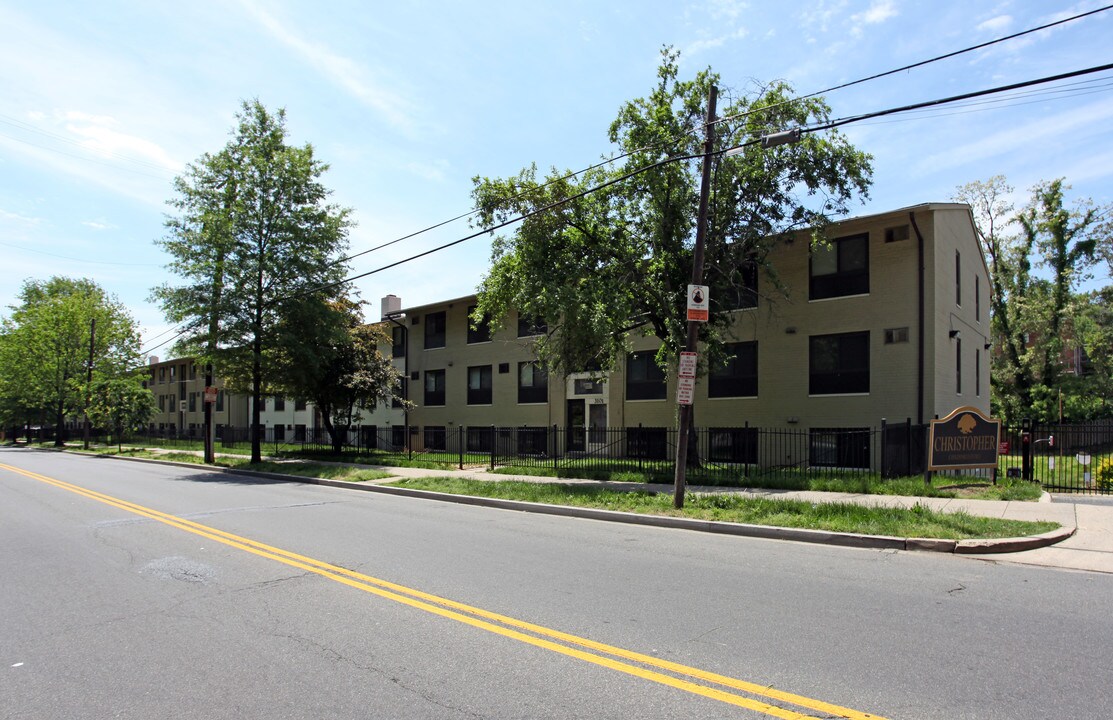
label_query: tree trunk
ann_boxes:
[54,399,65,447]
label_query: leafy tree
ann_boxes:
[0,277,143,444]
[87,376,155,450]
[956,177,1110,421]
[470,48,872,379]
[154,100,352,462]
[273,297,405,452]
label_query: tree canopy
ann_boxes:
[0,276,144,443]
[955,176,1112,421]
[153,99,353,462]
[470,48,873,375]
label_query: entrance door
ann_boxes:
[566,399,585,451]
[588,403,607,449]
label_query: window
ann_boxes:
[517,314,547,338]
[467,365,492,405]
[708,342,757,398]
[159,367,166,382]
[158,395,166,412]
[956,338,962,394]
[216,390,224,412]
[626,351,666,400]
[188,392,197,412]
[190,364,197,380]
[573,378,603,395]
[517,427,548,455]
[424,311,446,349]
[295,424,307,442]
[517,362,548,403]
[809,428,870,468]
[274,396,285,412]
[391,325,406,358]
[295,398,306,411]
[424,369,445,406]
[708,427,758,464]
[467,305,491,344]
[169,365,177,382]
[884,225,909,243]
[810,233,869,300]
[955,251,962,306]
[975,349,981,397]
[720,262,758,310]
[467,427,493,453]
[424,426,446,450]
[627,427,668,459]
[391,426,407,449]
[274,425,285,442]
[809,332,869,395]
[884,327,909,344]
[975,275,981,322]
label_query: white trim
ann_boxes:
[807,293,870,303]
[807,392,870,398]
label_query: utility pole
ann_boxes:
[673,84,717,510]
[83,318,96,450]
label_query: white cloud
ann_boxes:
[849,0,897,36]
[404,160,450,183]
[0,208,42,225]
[81,219,116,231]
[64,118,182,173]
[798,0,849,33]
[914,96,1113,176]
[236,0,416,135]
[708,0,749,21]
[977,14,1013,33]
[685,27,750,56]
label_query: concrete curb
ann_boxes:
[71,451,1072,554]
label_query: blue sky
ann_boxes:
[2,0,1111,355]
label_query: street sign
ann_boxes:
[203,386,218,404]
[676,376,695,405]
[678,351,698,378]
[686,284,709,322]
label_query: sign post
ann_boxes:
[677,351,697,406]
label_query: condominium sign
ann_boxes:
[927,406,1001,470]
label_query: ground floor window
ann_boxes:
[626,426,668,459]
[424,426,446,451]
[707,427,758,463]
[809,427,871,468]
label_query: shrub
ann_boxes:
[1096,457,1113,492]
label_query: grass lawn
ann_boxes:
[492,464,1045,501]
[384,477,1057,540]
[78,447,392,483]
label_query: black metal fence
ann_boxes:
[78,418,1113,493]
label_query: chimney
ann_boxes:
[380,294,402,320]
[148,356,160,365]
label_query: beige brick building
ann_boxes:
[379,203,990,458]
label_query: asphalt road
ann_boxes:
[2,447,1111,720]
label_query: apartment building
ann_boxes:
[382,203,991,456]
[144,357,249,435]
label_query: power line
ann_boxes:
[806,62,1113,135]
[714,3,1113,127]
[333,4,1113,271]
[310,61,1113,301]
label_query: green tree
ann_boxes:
[0,277,143,444]
[154,100,352,462]
[274,298,405,453]
[470,48,872,378]
[956,177,1109,421]
[87,376,155,450]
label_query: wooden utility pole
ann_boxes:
[83,318,95,450]
[673,84,717,509]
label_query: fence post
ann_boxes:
[552,424,558,470]
[1021,417,1033,483]
[489,425,496,471]
[459,427,464,470]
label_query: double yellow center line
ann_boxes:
[1,462,884,719]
